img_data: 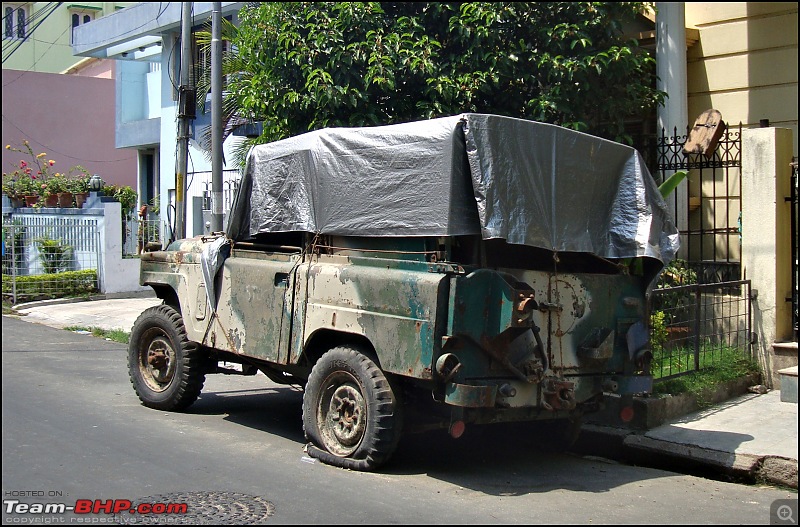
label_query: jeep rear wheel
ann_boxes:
[303,346,402,471]
[128,304,205,411]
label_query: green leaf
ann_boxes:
[659,171,689,199]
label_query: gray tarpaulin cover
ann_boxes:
[200,235,230,310]
[226,113,679,264]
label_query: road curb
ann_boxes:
[13,290,155,310]
[577,424,798,490]
[623,434,762,476]
[757,456,799,489]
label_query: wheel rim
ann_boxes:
[317,371,367,457]
[138,328,177,393]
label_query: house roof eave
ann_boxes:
[72,2,242,59]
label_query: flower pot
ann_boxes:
[57,192,74,208]
[44,195,59,208]
[24,195,39,207]
[10,197,24,208]
[74,192,89,208]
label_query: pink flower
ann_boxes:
[20,160,27,167]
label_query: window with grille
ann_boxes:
[3,3,28,40]
[70,8,97,44]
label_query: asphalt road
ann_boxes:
[2,315,795,525]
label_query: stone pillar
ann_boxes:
[741,127,795,388]
[656,2,688,137]
[97,200,148,295]
[656,2,689,240]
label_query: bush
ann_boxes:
[35,236,72,274]
[650,310,668,353]
[2,269,98,302]
[1,221,25,275]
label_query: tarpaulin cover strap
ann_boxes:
[226,114,679,264]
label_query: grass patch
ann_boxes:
[652,344,760,407]
[65,325,130,344]
[652,342,757,380]
[2,298,20,315]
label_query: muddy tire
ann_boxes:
[128,304,205,411]
[302,346,402,471]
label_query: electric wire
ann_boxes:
[3,2,170,87]
[2,2,61,60]
[0,113,136,163]
[2,2,62,64]
[1,1,60,53]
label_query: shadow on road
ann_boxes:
[187,380,677,496]
[189,384,307,444]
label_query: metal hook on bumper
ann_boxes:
[541,377,576,411]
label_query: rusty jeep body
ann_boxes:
[129,114,678,470]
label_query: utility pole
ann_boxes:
[175,2,194,241]
[210,2,224,232]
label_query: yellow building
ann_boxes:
[2,2,136,74]
[685,2,797,154]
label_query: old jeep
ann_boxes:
[130,114,678,470]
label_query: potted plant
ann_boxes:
[51,173,74,207]
[42,173,68,207]
[11,171,40,207]
[2,152,41,207]
[2,171,25,208]
[68,169,91,208]
[4,142,79,208]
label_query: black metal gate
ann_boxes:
[650,124,743,284]
[642,125,753,381]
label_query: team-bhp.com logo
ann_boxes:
[4,498,188,516]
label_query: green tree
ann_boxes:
[199,2,663,166]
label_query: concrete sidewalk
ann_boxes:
[7,295,799,489]
[14,295,162,333]
[578,390,798,489]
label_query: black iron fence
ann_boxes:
[649,280,752,381]
[647,124,743,285]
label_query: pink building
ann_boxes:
[1,68,137,188]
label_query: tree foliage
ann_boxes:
[206,2,663,165]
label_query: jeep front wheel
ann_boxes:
[128,304,205,411]
[302,346,402,471]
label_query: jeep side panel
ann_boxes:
[299,253,447,380]
[207,250,300,363]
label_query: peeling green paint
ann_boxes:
[139,234,652,414]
